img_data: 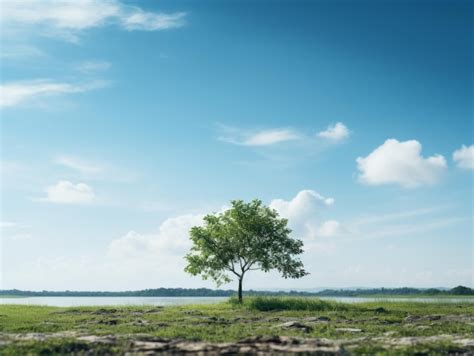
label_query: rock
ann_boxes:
[304,316,330,322]
[336,328,363,333]
[131,340,169,352]
[175,341,215,353]
[98,319,119,325]
[77,335,117,344]
[239,335,282,344]
[278,321,313,332]
[404,314,446,323]
[92,308,118,315]
[266,316,297,323]
[404,315,420,322]
[380,319,398,325]
[131,319,149,326]
[201,316,229,325]
[3,332,474,355]
[456,338,474,347]
[235,336,344,354]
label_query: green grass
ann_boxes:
[232,295,350,311]
[0,297,473,354]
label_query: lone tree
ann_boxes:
[184,199,308,302]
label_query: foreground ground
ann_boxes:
[0,297,473,354]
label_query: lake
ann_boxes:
[1,296,473,307]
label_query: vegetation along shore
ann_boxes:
[1,285,472,298]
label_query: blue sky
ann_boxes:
[1,0,472,291]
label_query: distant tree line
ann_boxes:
[315,285,473,296]
[1,286,472,297]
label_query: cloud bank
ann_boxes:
[356,139,447,188]
[1,0,186,42]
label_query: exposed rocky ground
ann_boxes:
[1,301,473,354]
[1,331,473,355]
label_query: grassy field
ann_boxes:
[0,297,473,354]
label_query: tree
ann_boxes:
[450,286,474,295]
[184,199,308,302]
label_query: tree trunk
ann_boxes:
[238,277,243,303]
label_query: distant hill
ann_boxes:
[1,286,472,297]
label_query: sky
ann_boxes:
[0,0,473,291]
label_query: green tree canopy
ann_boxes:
[184,199,308,302]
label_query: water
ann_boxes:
[0,296,472,307]
[0,296,228,307]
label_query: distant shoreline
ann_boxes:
[1,295,473,299]
[1,286,472,298]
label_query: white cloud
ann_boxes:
[1,0,186,42]
[2,0,120,30]
[107,231,152,259]
[317,122,349,141]
[121,11,186,31]
[3,197,470,290]
[243,129,300,146]
[92,190,341,287]
[0,45,46,59]
[356,139,447,188]
[0,221,17,228]
[110,191,340,269]
[55,155,104,175]
[453,145,474,170]
[108,213,204,260]
[0,79,107,107]
[270,190,334,222]
[75,60,111,73]
[219,127,300,146]
[269,190,344,246]
[313,220,346,238]
[219,123,351,149]
[42,180,95,204]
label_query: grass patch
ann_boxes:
[233,296,350,312]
